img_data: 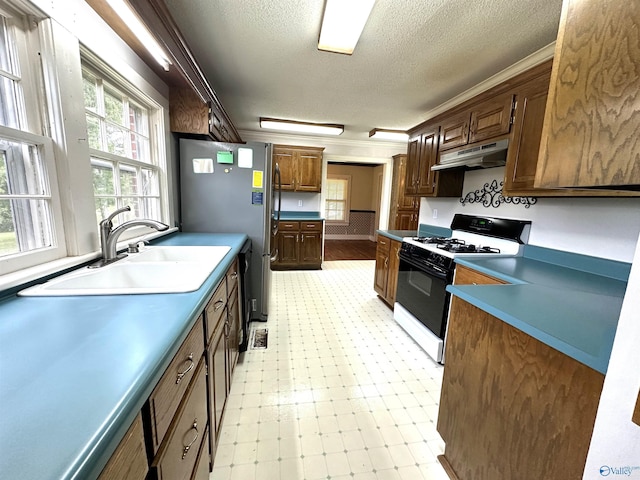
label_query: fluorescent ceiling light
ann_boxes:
[318,0,376,55]
[369,129,409,141]
[260,118,344,136]
[106,0,173,71]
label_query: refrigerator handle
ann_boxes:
[272,163,282,236]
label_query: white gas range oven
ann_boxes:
[393,214,531,363]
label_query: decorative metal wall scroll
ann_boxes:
[460,180,537,208]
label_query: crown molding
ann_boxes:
[422,42,556,122]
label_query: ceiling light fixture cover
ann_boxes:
[369,129,409,141]
[318,0,376,55]
[260,118,344,136]
[106,0,173,71]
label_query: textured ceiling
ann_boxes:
[163,0,562,141]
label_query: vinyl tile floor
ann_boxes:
[211,260,448,480]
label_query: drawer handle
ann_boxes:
[230,272,238,280]
[306,224,315,228]
[214,300,224,311]
[181,420,199,459]
[175,354,194,384]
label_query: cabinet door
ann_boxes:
[469,94,514,143]
[385,240,401,305]
[374,237,390,297]
[208,324,227,450]
[404,137,420,195]
[299,231,322,266]
[296,150,323,192]
[226,291,240,384]
[396,210,417,230]
[277,231,299,265]
[416,128,439,195]
[535,0,640,189]
[439,112,471,151]
[273,149,295,191]
[395,155,415,209]
[503,76,551,194]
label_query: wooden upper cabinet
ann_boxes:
[296,149,323,192]
[273,145,324,192]
[389,154,418,230]
[273,149,296,190]
[439,112,471,151]
[503,66,553,195]
[469,93,515,143]
[416,128,438,195]
[405,137,420,195]
[535,0,640,189]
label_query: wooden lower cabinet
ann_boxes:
[190,426,211,480]
[98,414,148,480]
[374,236,401,307]
[272,220,323,270]
[453,264,507,286]
[437,297,604,480]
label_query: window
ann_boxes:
[0,6,65,270]
[325,175,350,224]
[82,66,163,224]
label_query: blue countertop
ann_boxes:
[449,246,630,374]
[279,211,324,221]
[0,232,248,480]
[376,229,416,242]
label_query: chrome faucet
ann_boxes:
[92,206,169,267]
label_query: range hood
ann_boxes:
[431,138,509,171]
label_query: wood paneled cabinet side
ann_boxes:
[98,414,148,480]
[404,137,421,196]
[438,297,604,480]
[535,0,640,189]
[273,145,324,192]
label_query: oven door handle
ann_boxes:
[399,254,450,281]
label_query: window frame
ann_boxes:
[325,174,351,225]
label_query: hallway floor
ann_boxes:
[212,260,448,480]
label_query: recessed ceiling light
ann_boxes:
[369,129,409,141]
[318,0,376,55]
[106,0,173,71]
[260,118,344,136]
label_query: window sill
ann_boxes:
[0,227,178,293]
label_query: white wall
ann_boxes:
[420,167,640,262]
[280,192,321,212]
[583,233,640,479]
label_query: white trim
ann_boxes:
[239,129,407,150]
[421,43,556,122]
[324,234,373,240]
[393,302,443,363]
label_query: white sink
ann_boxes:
[18,245,231,296]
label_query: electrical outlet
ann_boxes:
[298,200,303,207]
[433,209,438,219]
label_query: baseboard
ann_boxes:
[324,234,373,240]
[438,455,460,480]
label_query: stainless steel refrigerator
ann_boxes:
[179,138,280,328]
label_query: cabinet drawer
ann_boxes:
[148,318,205,453]
[278,221,300,231]
[190,425,210,480]
[300,221,322,231]
[454,264,508,285]
[205,280,227,344]
[226,259,239,299]
[376,236,391,253]
[98,414,148,480]
[153,359,208,480]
